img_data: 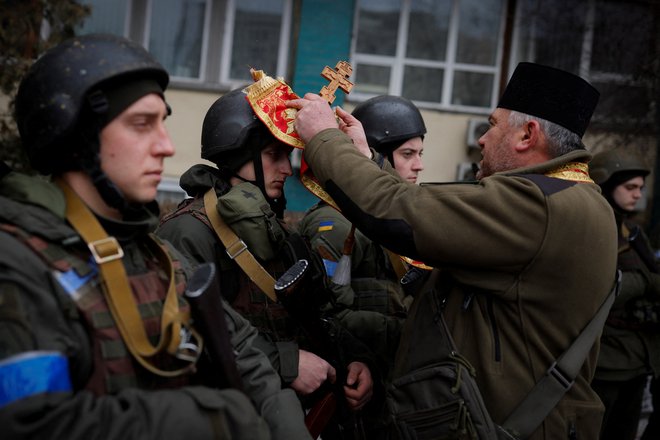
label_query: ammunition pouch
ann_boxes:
[218,182,287,261]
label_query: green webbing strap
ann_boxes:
[502,270,622,438]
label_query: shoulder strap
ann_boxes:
[56,178,201,377]
[203,188,278,301]
[502,270,622,438]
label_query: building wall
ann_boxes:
[163,86,479,186]
[163,89,218,178]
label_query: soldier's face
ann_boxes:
[477,108,520,179]
[392,137,424,184]
[612,176,645,212]
[99,93,174,204]
[235,142,293,199]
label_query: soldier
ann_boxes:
[288,62,618,439]
[0,34,310,440]
[589,149,660,440]
[297,96,426,439]
[155,88,376,433]
[298,95,426,352]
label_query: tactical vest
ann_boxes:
[304,203,409,316]
[161,196,301,343]
[0,223,192,395]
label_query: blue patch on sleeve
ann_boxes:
[0,351,72,408]
[323,259,337,277]
[53,260,98,296]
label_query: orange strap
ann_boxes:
[203,188,278,302]
[57,178,200,377]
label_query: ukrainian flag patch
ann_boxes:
[318,221,334,232]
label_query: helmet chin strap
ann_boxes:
[228,148,286,219]
[252,147,286,219]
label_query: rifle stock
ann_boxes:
[305,390,337,439]
[185,262,243,390]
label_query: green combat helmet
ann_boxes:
[589,148,650,186]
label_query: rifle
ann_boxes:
[184,262,244,390]
[275,259,366,439]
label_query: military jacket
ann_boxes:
[157,165,302,382]
[298,202,408,373]
[304,128,618,440]
[0,171,308,440]
[595,218,660,381]
[299,201,409,315]
[156,165,379,386]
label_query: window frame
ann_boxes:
[218,0,293,88]
[118,0,293,90]
[349,0,509,114]
[143,0,213,84]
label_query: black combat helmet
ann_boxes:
[15,33,169,175]
[352,95,426,162]
[201,88,271,169]
[201,88,285,217]
[589,149,649,186]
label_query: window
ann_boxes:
[511,0,655,128]
[351,0,507,112]
[77,0,292,88]
[76,0,129,36]
[225,0,289,82]
[148,0,209,80]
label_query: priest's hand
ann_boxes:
[287,93,338,143]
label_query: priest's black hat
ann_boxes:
[497,62,600,138]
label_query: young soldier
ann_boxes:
[589,149,660,440]
[298,95,427,374]
[289,62,618,439]
[0,34,309,440]
[156,88,376,434]
[297,94,426,440]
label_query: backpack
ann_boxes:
[386,270,514,440]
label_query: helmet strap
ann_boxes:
[252,147,286,219]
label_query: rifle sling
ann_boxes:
[203,188,278,302]
[502,270,621,438]
[57,178,197,377]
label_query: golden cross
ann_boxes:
[319,61,354,104]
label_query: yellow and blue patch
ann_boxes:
[318,220,334,232]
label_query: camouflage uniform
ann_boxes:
[0,172,309,439]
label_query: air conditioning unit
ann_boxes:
[466,118,490,149]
